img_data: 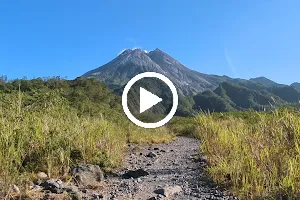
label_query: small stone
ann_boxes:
[81,189,88,193]
[63,185,79,193]
[70,191,82,200]
[154,147,159,151]
[146,152,157,158]
[92,192,104,199]
[199,155,208,163]
[40,180,63,194]
[37,171,48,180]
[154,185,182,197]
[12,185,20,194]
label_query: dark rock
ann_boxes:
[146,152,157,158]
[62,184,79,193]
[154,147,159,151]
[40,180,63,194]
[71,164,104,187]
[70,191,82,200]
[91,192,104,199]
[81,189,88,193]
[198,155,208,163]
[122,169,149,179]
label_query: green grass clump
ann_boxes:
[168,116,196,136]
[195,109,300,199]
[128,125,174,144]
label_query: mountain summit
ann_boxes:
[83,48,229,95]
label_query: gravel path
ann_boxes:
[102,136,237,200]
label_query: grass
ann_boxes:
[168,116,196,136]
[194,109,300,199]
[0,91,174,196]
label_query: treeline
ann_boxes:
[0,76,122,119]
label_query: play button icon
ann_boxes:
[139,87,162,114]
[122,72,178,129]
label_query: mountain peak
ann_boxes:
[119,49,132,55]
[249,76,279,87]
[149,48,165,55]
[83,48,228,95]
[291,82,300,90]
[119,48,148,56]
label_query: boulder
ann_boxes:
[71,164,104,187]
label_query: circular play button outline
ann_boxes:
[122,72,178,129]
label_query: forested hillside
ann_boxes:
[192,81,300,112]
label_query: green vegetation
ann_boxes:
[194,109,300,199]
[2,77,300,199]
[192,82,300,113]
[0,78,174,195]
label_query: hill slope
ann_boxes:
[193,81,300,112]
[249,77,285,87]
[291,82,300,90]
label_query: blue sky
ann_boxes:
[0,0,299,84]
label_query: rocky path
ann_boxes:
[29,137,238,200]
[101,136,237,200]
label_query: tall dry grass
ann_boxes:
[195,110,300,199]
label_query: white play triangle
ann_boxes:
[139,87,162,114]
